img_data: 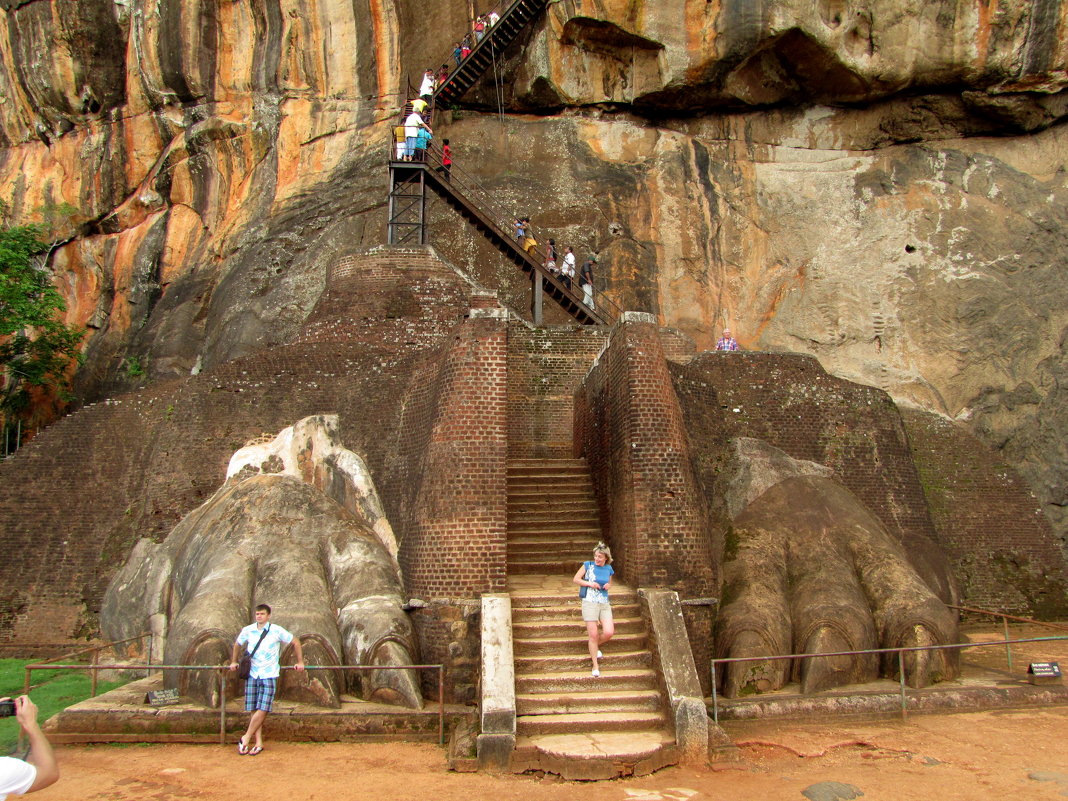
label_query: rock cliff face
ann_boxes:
[3,1,1068,548]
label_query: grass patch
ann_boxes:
[0,659,126,753]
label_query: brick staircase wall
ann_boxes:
[901,409,1068,616]
[574,316,717,688]
[506,324,608,458]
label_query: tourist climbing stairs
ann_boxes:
[386,159,614,325]
[506,459,676,775]
[435,0,552,108]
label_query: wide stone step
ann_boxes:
[510,590,639,608]
[512,617,645,638]
[507,546,594,562]
[508,517,600,529]
[506,483,594,497]
[509,459,588,469]
[508,536,599,550]
[516,668,658,694]
[516,711,667,737]
[508,506,599,520]
[507,467,591,478]
[508,506,599,519]
[516,689,662,716]
[512,603,641,623]
[508,521,601,535]
[508,560,588,575]
[515,650,652,673]
[511,732,679,780]
[514,631,646,656]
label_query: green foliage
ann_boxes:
[0,222,83,429]
[0,659,125,752]
[122,355,146,379]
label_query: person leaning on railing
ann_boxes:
[0,696,59,798]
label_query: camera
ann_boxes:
[0,699,16,717]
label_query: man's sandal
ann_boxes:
[237,738,249,755]
[248,745,263,755]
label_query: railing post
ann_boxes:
[1003,616,1013,671]
[898,650,907,720]
[438,665,445,746]
[90,648,99,697]
[532,270,543,325]
[711,660,719,725]
[219,670,228,745]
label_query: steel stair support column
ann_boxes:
[387,164,429,245]
[532,270,543,325]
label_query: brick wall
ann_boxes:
[397,314,510,599]
[901,409,1068,616]
[506,324,608,458]
[574,315,717,688]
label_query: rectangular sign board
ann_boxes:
[1027,662,1062,685]
[1028,662,1062,677]
[145,688,181,706]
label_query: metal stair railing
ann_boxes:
[432,0,551,107]
[390,139,623,326]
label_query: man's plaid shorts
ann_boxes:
[244,677,277,712]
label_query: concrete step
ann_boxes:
[507,543,600,559]
[515,650,652,673]
[512,603,641,623]
[508,560,589,575]
[509,459,588,470]
[512,617,645,638]
[508,497,597,510]
[508,537,596,551]
[508,510,602,523]
[511,732,679,780]
[516,668,659,694]
[507,550,593,566]
[513,631,646,656]
[506,483,594,497]
[508,521,601,535]
[509,591,638,608]
[516,689,662,716]
[516,710,667,737]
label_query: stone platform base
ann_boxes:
[508,731,679,780]
[712,674,1068,722]
[44,674,473,745]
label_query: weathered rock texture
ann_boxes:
[1,0,1063,553]
[2,2,1068,629]
[102,425,422,709]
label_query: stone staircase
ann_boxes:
[505,458,677,778]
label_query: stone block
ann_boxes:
[476,732,516,772]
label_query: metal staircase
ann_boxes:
[387,0,623,326]
[435,0,551,108]
[387,155,618,326]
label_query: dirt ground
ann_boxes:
[28,624,1068,801]
[24,704,1068,801]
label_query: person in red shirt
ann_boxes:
[435,138,452,182]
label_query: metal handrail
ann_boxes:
[23,633,153,697]
[949,603,1068,671]
[426,0,529,98]
[22,662,447,746]
[709,634,1068,724]
[390,141,624,324]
